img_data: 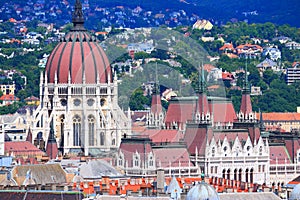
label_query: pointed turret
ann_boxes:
[72,0,85,31]
[194,64,210,123]
[46,119,58,160]
[240,61,252,115]
[259,109,266,131]
[150,63,163,114]
[150,80,163,115]
[26,127,32,143]
[148,63,164,128]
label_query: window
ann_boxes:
[134,155,139,167]
[212,147,215,157]
[73,115,81,146]
[88,115,95,146]
[259,146,263,156]
[100,132,105,146]
[118,156,123,166]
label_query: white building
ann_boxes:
[29,0,131,156]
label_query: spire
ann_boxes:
[242,59,250,95]
[26,127,32,143]
[72,0,85,31]
[259,108,266,131]
[195,64,209,115]
[240,59,252,115]
[150,63,162,114]
[46,119,58,160]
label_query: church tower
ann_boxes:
[234,62,259,143]
[147,64,164,128]
[31,0,131,156]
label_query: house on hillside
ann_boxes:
[257,58,279,73]
[262,47,281,61]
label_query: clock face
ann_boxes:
[87,99,95,106]
[61,99,67,106]
[73,99,81,106]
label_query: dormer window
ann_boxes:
[259,146,263,156]
[118,156,123,166]
[212,147,215,157]
[134,155,139,167]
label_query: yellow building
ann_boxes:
[0,84,15,95]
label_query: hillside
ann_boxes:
[91,0,300,27]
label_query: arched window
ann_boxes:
[134,155,139,167]
[149,156,154,167]
[238,169,242,181]
[245,168,249,183]
[118,155,123,166]
[234,169,237,181]
[100,132,105,146]
[227,169,230,180]
[60,115,65,147]
[250,168,254,183]
[222,169,226,179]
[88,115,95,146]
[73,115,81,146]
[259,146,263,156]
[212,147,215,157]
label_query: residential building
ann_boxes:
[286,63,300,85]
[257,58,278,72]
[192,19,213,30]
[0,84,15,95]
[235,44,263,59]
[0,94,19,106]
[286,41,300,50]
[263,47,281,61]
[256,112,300,132]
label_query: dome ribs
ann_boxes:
[93,41,109,83]
[79,33,85,84]
[87,42,98,84]
[68,37,77,83]
[56,42,70,83]
[46,44,61,82]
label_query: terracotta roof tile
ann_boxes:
[140,129,182,143]
[256,112,300,121]
[5,141,45,157]
[153,147,192,167]
[269,146,291,164]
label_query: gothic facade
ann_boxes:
[28,0,131,156]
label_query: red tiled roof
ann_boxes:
[5,141,45,157]
[240,94,252,115]
[140,129,182,143]
[285,140,300,162]
[269,146,291,164]
[153,147,193,167]
[165,97,237,125]
[235,44,263,50]
[219,43,235,51]
[0,94,19,101]
[25,96,39,101]
[119,139,152,168]
[256,112,300,121]
[222,72,234,80]
[151,94,163,114]
[212,131,249,143]
[184,124,212,155]
[203,64,216,73]
[197,94,209,114]
[209,100,237,123]
[165,99,196,126]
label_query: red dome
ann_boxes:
[45,31,112,84]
